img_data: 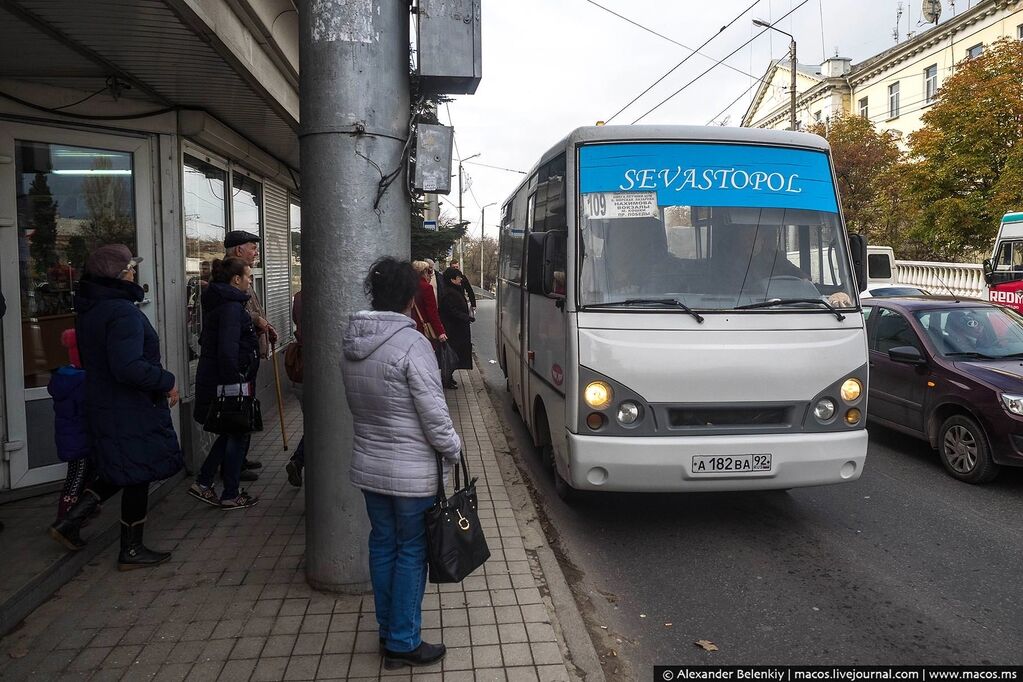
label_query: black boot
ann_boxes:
[117,518,171,571]
[48,490,101,551]
[383,642,447,670]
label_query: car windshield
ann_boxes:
[577,142,856,311]
[915,306,1023,358]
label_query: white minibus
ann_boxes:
[495,125,869,500]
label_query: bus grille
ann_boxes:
[667,405,793,428]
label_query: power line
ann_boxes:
[463,160,526,175]
[706,60,778,125]
[604,0,762,123]
[582,0,758,80]
[632,0,810,124]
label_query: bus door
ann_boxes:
[525,156,568,439]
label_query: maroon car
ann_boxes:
[864,296,1023,483]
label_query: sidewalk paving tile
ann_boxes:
[0,368,582,680]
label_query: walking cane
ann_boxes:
[271,341,289,450]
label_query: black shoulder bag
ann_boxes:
[425,450,490,584]
[203,376,263,434]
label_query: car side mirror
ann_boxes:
[849,234,868,292]
[888,345,926,365]
[982,258,994,286]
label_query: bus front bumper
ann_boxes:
[564,430,867,492]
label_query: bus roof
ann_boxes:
[1002,212,1023,224]
[504,125,833,208]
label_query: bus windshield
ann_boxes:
[577,142,856,311]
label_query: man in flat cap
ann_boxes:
[224,230,276,477]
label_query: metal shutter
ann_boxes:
[263,181,293,346]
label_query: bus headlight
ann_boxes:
[584,381,613,410]
[616,401,641,425]
[813,398,836,422]
[845,408,862,425]
[840,378,862,403]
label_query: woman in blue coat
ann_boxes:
[49,244,182,570]
[188,257,260,509]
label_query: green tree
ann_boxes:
[27,172,58,277]
[410,204,467,261]
[907,38,1023,261]
[807,114,914,249]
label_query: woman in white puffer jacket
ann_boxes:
[341,257,461,671]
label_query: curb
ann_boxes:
[468,365,606,682]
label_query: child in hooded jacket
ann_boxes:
[48,328,93,521]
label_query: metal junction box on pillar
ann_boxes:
[413,124,454,194]
[417,0,482,94]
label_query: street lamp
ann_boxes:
[753,18,798,132]
[458,153,481,265]
[479,202,497,291]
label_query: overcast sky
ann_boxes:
[439,0,970,242]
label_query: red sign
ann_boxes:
[552,364,564,387]
[988,283,1023,313]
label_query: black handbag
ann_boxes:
[203,380,263,434]
[437,341,459,377]
[425,450,490,584]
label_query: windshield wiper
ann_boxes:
[733,297,846,321]
[584,298,704,323]
[944,351,997,359]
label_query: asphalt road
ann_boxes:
[470,299,1023,673]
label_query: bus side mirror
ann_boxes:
[982,258,994,286]
[849,234,868,292]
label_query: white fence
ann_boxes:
[895,260,987,299]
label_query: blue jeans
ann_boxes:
[197,433,250,500]
[362,490,435,653]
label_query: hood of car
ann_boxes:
[954,359,1023,392]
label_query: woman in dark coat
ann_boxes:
[438,268,473,383]
[49,244,182,570]
[188,257,260,509]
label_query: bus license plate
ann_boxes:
[691,454,772,474]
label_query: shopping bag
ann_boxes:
[424,450,490,583]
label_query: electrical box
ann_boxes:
[417,0,482,95]
[413,124,453,194]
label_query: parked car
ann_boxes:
[860,285,931,299]
[864,296,1023,483]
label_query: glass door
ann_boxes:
[0,122,155,489]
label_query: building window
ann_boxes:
[858,97,868,118]
[925,64,938,103]
[1017,23,1022,40]
[813,110,822,122]
[888,82,900,119]
[966,43,983,59]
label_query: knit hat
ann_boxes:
[61,328,80,368]
[86,244,142,279]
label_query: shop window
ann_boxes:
[16,141,135,388]
[290,197,301,303]
[183,153,227,389]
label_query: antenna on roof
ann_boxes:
[894,1,904,42]
[931,271,961,303]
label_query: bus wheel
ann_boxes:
[553,461,577,504]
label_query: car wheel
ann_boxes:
[938,415,1000,484]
